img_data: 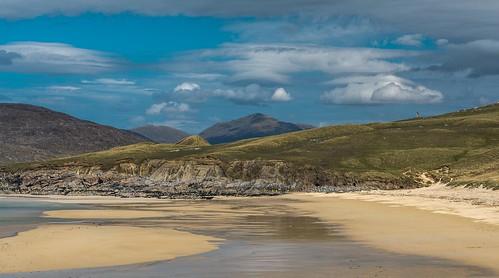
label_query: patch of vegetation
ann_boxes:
[175,135,210,147]
[5,103,499,186]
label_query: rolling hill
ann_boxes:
[1,103,498,197]
[0,103,150,165]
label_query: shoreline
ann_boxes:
[2,183,499,224]
[2,186,499,273]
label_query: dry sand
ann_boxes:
[0,224,220,274]
[285,192,499,274]
[332,183,499,225]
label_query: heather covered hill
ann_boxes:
[0,103,150,164]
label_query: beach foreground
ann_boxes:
[0,189,498,276]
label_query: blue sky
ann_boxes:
[0,1,498,133]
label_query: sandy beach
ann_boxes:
[286,189,499,274]
[0,224,220,274]
[1,185,499,275]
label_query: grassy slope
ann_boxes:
[8,104,499,188]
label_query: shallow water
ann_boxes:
[0,199,77,238]
[0,198,495,277]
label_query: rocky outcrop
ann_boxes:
[0,159,418,198]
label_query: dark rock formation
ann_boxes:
[0,159,417,198]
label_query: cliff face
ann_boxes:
[0,159,416,198]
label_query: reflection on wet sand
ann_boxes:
[0,197,496,277]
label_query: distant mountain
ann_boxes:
[132,125,189,143]
[199,113,314,144]
[0,103,150,164]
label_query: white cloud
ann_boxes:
[146,101,191,115]
[171,44,412,84]
[436,39,449,46]
[394,34,424,47]
[0,42,118,74]
[321,75,443,104]
[271,87,292,102]
[212,84,270,105]
[47,86,81,91]
[174,82,200,92]
[168,82,285,105]
[82,78,135,85]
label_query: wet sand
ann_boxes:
[43,209,168,219]
[286,193,499,274]
[0,224,220,274]
[1,195,497,276]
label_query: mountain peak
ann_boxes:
[199,113,313,144]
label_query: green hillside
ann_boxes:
[8,103,499,189]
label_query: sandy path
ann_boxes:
[285,193,499,274]
[0,225,220,274]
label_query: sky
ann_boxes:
[0,1,498,133]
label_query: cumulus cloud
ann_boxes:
[321,75,443,104]
[166,82,286,105]
[212,84,271,105]
[0,50,21,65]
[0,42,119,74]
[393,34,424,47]
[146,101,191,115]
[82,78,135,85]
[271,88,292,102]
[174,82,200,92]
[169,44,411,84]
